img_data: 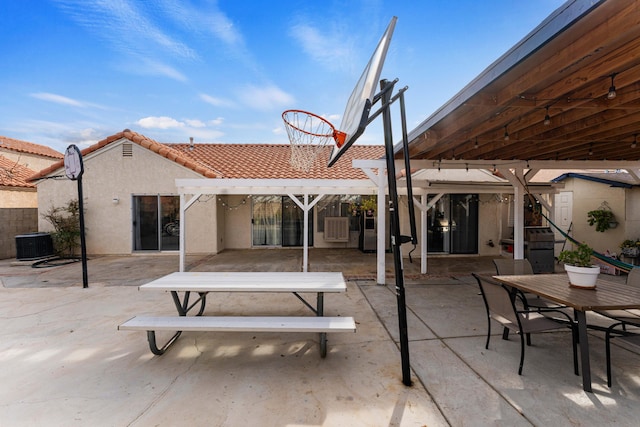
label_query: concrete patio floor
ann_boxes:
[0,249,638,426]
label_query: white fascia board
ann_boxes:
[175,178,377,196]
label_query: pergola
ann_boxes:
[175,178,378,274]
[175,170,561,284]
[397,0,640,260]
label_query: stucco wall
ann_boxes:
[560,178,625,254]
[0,208,38,259]
[222,195,252,248]
[35,141,218,255]
[624,187,640,240]
[477,194,503,256]
[0,150,60,173]
[0,188,37,208]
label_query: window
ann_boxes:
[132,195,180,251]
[316,195,360,233]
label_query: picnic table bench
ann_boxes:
[119,272,356,357]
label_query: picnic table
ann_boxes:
[494,273,640,392]
[119,272,356,357]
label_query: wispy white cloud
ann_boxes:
[137,115,223,132]
[53,0,197,59]
[137,116,185,129]
[199,93,235,108]
[184,119,206,128]
[64,127,105,148]
[52,0,260,84]
[184,128,225,142]
[118,59,188,82]
[289,23,354,71]
[30,92,85,107]
[15,119,109,151]
[236,84,295,111]
[155,0,244,47]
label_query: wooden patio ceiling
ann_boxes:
[403,0,640,166]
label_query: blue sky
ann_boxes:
[1,0,565,153]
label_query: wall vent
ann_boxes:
[324,217,349,242]
[122,143,133,157]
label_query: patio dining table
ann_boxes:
[494,273,640,392]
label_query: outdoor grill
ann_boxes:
[524,227,556,273]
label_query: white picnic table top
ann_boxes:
[139,271,347,293]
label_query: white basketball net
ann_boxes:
[282,110,336,172]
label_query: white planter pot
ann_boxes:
[564,264,600,289]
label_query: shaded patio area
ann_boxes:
[0,249,638,426]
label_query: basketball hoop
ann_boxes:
[282,110,346,172]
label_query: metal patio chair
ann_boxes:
[605,317,640,387]
[596,267,640,326]
[493,258,564,310]
[473,273,579,376]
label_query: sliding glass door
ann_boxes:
[427,194,478,254]
[252,196,282,246]
[133,195,180,251]
[252,195,313,247]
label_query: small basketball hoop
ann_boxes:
[282,110,346,172]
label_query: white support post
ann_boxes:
[288,193,325,273]
[179,193,203,272]
[180,193,186,272]
[513,184,525,260]
[420,194,427,274]
[498,168,526,260]
[303,194,309,272]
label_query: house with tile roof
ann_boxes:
[0,155,37,208]
[0,156,42,259]
[0,136,63,259]
[0,135,63,173]
[29,129,390,256]
[29,129,578,275]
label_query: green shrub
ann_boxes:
[42,199,81,258]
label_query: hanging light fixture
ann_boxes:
[474,137,479,149]
[607,73,618,100]
[543,106,551,126]
[589,143,594,156]
[632,134,638,149]
[503,125,509,141]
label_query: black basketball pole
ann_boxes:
[64,144,88,289]
[77,176,88,288]
[379,79,412,386]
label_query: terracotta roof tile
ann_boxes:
[27,130,384,182]
[0,155,37,188]
[0,136,63,159]
[167,144,385,179]
[28,130,221,182]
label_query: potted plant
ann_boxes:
[558,243,600,289]
[587,209,617,232]
[360,196,377,216]
[620,239,640,257]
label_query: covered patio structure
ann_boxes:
[398,0,640,260]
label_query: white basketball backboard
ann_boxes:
[327,16,397,167]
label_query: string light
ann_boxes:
[218,197,247,210]
[607,73,617,100]
[543,106,551,126]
